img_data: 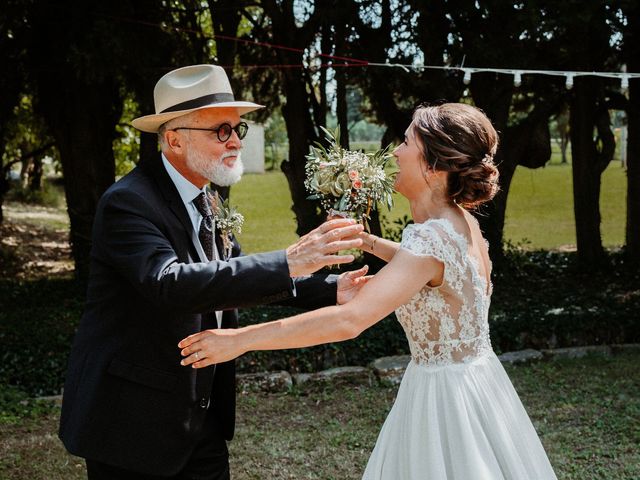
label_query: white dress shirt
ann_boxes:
[162,153,222,327]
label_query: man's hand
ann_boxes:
[337,265,371,304]
[286,219,364,277]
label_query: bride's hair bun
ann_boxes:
[449,154,499,208]
[412,103,500,208]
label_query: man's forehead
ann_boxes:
[193,107,241,124]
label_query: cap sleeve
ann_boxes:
[400,221,448,264]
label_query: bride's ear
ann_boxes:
[422,163,436,183]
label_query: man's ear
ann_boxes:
[165,130,185,154]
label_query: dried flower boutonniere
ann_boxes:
[209,191,244,259]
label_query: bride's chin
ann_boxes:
[394,179,411,198]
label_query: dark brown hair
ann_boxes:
[412,103,500,208]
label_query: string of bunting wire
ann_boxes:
[77,9,640,92]
[367,62,639,92]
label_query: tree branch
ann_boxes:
[2,142,55,174]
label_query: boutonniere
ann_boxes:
[208,191,244,258]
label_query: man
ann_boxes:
[59,64,366,479]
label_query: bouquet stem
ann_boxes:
[363,198,373,233]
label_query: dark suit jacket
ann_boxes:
[59,155,337,476]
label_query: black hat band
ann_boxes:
[160,93,236,113]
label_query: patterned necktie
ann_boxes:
[193,192,214,261]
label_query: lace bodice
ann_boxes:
[395,218,494,367]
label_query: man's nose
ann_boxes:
[225,129,242,149]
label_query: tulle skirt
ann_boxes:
[362,353,557,480]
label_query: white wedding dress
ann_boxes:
[362,219,557,480]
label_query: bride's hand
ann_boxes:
[178,329,245,368]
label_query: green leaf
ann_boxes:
[339,193,349,211]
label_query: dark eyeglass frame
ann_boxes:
[170,122,249,142]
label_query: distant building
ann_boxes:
[242,120,265,173]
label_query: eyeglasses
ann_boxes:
[170,122,249,142]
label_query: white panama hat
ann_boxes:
[131,64,264,133]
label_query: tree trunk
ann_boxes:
[278,51,324,235]
[280,77,324,235]
[335,23,350,150]
[318,24,331,129]
[263,0,324,236]
[29,154,44,192]
[336,71,349,149]
[0,7,24,228]
[555,111,570,164]
[26,2,126,281]
[207,0,245,202]
[625,4,640,263]
[208,0,242,93]
[20,147,31,188]
[35,78,121,281]
[626,78,640,262]
[569,77,607,267]
[560,135,569,164]
[0,167,8,226]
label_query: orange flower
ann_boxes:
[352,179,363,189]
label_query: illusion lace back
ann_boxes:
[362,218,557,480]
[396,218,493,366]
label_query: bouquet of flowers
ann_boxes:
[305,127,396,226]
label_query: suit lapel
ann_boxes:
[141,155,208,263]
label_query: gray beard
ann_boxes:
[186,149,244,186]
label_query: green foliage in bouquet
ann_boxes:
[305,127,396,223]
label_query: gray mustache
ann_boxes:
[221,150,241,160]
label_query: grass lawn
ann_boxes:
[232,160,627,253]
[503,162,626,249]
[1,351,638,479]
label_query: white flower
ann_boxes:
[209,192,244,258]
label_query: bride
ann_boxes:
[178,103,557,479]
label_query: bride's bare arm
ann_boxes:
[360,232,400,263]
[179,250,443,368]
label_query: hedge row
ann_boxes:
[1,251,638,396]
